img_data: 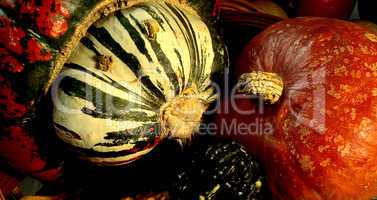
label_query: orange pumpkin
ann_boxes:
[217,17,377,199]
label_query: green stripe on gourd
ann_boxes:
[52,0,223,166]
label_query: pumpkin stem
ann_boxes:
[160,85,208,141]
[237,71,283,104]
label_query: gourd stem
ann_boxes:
[160,86,207,141]
[236,71,284,104]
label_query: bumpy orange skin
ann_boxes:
[219,17,377,199]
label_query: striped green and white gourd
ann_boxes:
[51,0,223,166]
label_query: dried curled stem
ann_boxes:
[160,84,208,142]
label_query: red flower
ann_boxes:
[17,0,70,38]
[0,76,28,120]
[26,38,52,63]
[0,48,24,73]
[0,17,26,55]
